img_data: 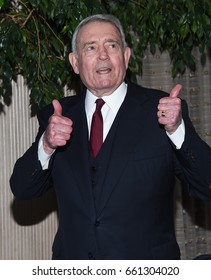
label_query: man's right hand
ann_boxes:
[43,99,73,154]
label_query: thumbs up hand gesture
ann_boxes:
[43,100,73,154]
[157,84,182,134]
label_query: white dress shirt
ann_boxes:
[38,82,185,169]
[85,82,127,141]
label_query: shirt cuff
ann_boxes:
[166,119,185,149]
[38,134,55,170]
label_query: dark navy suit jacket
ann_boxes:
[10,82,211,259]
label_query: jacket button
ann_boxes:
[91,165,97,171]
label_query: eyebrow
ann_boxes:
[83,41,97,47]
[82,39,120,48]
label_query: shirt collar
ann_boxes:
[85,82,127,115]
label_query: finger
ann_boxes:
[170,84,182,98]
[52,99,62,116]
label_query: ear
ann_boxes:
[69,53,79,74]
[124,47,131,69]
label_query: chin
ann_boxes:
[98,79,114,88]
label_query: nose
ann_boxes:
[98,46,109,60]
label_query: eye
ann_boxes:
[83,44,98,55]
[108,42,117,48]
[86,45,97,52]
[105,41,119,52]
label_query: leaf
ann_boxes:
[0,0,4,8]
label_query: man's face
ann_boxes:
[69,21,131,96]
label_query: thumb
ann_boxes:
[170,84,182,98]
[52,99,62,116]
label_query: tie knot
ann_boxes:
[95,98,105,111]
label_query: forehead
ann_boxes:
[77,21,121,44]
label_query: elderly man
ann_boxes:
[10,14,211,260]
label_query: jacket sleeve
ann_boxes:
[10,105,55,199]
[174,100,211,200]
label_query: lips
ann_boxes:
[96,67,112,74]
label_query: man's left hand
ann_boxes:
[157,84,182,134]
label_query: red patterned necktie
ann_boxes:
[90,98,105,158]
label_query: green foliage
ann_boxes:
[0,0,210,109]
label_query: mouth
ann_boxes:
[96,67,112,74]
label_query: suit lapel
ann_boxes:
[64,95,96,219]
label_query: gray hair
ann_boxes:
[71,14,127,54]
